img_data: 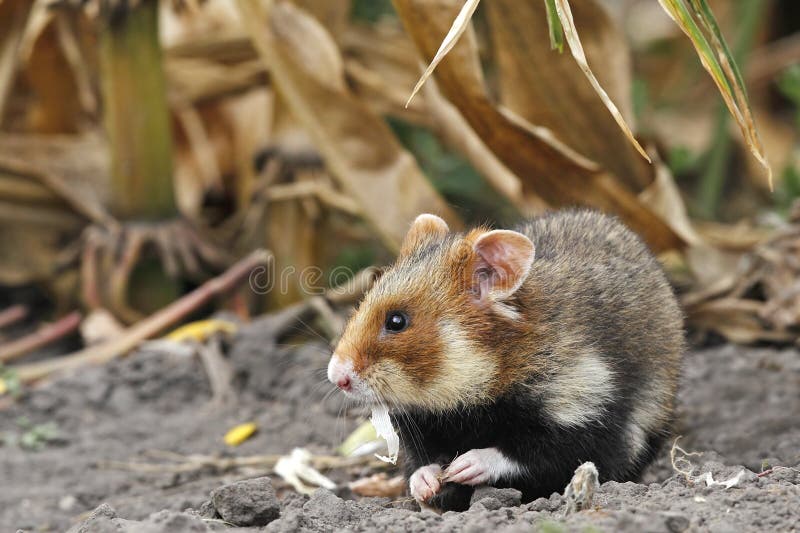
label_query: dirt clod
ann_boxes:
[470,487,522,509]
[210,477,280,526]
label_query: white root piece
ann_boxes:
[370,405,399,465]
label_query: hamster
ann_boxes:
[328,210,684,511]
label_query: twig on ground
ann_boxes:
[97,450,384,476]
[12,249,272,384]
[756,466,800,478]
[0,305,28,329]
[197,337,236,408]
[0,311,83,363]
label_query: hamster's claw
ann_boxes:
[409,464,442,502]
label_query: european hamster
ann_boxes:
[328,210,684,511]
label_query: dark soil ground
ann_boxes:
[2,314,799,532]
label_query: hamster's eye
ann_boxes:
[384,311,409,333]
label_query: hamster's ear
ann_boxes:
[471,230,535,300]
[400,214,450,257]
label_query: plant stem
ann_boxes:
[99,0,175,220]
[0,312,82,364]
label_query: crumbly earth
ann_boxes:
[1,315,799,532]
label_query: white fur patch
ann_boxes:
[626,421,647,458]
[366,320,496,410]
[327,355,374,401]
[433,319,497,408]
[446,447,525,485]
[538,349,615,427]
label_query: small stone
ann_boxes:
[65,504,118,533]
[547,493,565,512]
[663,512,690,532]
[196,500,218,519]
[470,487,523,508]
[470,497,502,511]
[527,497,550,512]
[302,489,352,524]
[143,510,210,532]
[211,477,280,526]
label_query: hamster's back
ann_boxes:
[517,210,684,474]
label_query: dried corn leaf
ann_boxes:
[0,135,109,287]
[292,0,351,41]
[486,0,652,191]
[237,0,462,251]
[343,23,434,127]
[405,0,652,177]
[638,154,700,246]
[682,220,800,344]
[392,0,682,253]
[0,0,34,125]
[658,0,772,189]
[404,0,480,108]
[341,23,523,204]
[552,0,649,163]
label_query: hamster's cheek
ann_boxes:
[367,359,422,405]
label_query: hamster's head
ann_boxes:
[328,214,536,411]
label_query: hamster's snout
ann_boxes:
[327,354,356,393]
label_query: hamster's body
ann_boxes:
[328,210,684,511]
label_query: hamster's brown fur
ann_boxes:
[330,209,684,510]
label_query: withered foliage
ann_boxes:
[0,0,797,362]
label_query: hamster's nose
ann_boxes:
[328,354,356,393]
[336,375,352,392]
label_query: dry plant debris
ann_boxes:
[274,447,337,495]
[349,473,407,498]
[12,249,271,384]
[563,462,599,515]
[98,448,383,478]
[669,437,746,490]
[683,211,800,343]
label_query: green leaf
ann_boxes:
[543,0,564,53]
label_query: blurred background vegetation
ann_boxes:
[1,0,800,383]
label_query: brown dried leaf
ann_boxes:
[682,221,800,344]
[404,0,480,107]
[486,0,652,190]
[392,0,681,253]
[238,0,462,250]
[552,0,650,164]
[0,0,34,125]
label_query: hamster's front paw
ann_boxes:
[409,463,442,503]
[444,447,520,486]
